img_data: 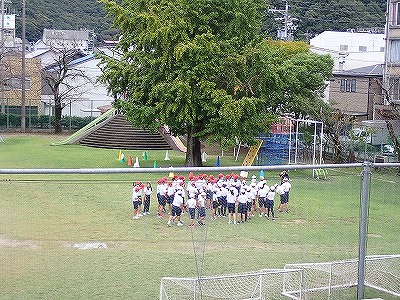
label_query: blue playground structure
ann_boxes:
[255,133,305,166]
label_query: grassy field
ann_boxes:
[0,134,399,299]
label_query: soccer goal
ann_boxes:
[160,255,399,300]
[159,268,303,300]
[284,254,400,299]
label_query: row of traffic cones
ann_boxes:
[118,150,171,168]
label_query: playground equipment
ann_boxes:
[242,116,324,175]
[241,140,263,166]
[163,125,187,152]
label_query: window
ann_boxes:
[391,2,400,26]
[340,79,356,93]
[398,3,400,26]
[359,46,367,52]
[340,45,348,51]
[389,40,400,63]
[7,106,38,115]
[389,78,400,102]
[3,76,31,90]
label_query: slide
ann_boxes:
[242,140,263,166]
[163,125,187,153]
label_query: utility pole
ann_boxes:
[1,0,4,114]
[383,0,391,106]
[268,0,297,41]
[21,0,26,132]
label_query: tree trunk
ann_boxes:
[332,132,343,163]
[384,119,400,175]
[54,100,62,134]
[185,126,203,167]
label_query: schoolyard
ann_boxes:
[0,134,399,299]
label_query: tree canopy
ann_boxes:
[98,0,333,166]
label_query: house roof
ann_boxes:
[69,53,95,66]
[43,29,89,42]
[333,64,383,77]
[25,48,52,58]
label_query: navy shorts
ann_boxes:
[167,195,174,204]
[238,203,247,214]
[198,207,206,218]
[188,207,195,219]
[132,200,140,209]
[212,201,219,209]
[280,194,288,204]
[158,195,166,206]
[266,200,274,209]
[247,202,252,211]
[171,205,182,217]
[258,197,266,208]
[227,203,236,214]
[221,196,227,207]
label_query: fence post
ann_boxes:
[357,161,371,300]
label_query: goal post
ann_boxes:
[160,255,399,300]
[160,269,303,300]
[284,255,400,299]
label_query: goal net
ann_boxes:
[160,269,303,300]
[284,254,400,299]
[160,255,399,300]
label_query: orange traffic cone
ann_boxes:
[128,155,133,166]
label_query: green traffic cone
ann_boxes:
[143,151,148,161]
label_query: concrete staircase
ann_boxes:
[78,114,173,150]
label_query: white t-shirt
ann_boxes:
[172,194,184,207]
[281,181,291,192]
[238,193,247,204]
[275,185,285,195]
[258,185,269,198]
[187,197,197,209]
[197,195,206,207]
[158,184,167,196]
[267,191,276,200]
[144,186,152,195]
[227,191,236,204]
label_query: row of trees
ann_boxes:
[98,0,333,166]
[13,0,386,44]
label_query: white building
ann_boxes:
[40,53,114,118]
[310,31,385,71]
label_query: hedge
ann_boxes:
[0,113,96,130]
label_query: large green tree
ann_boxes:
[98,0,333,166]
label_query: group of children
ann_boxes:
[131,171,292,228]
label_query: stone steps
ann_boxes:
[79,114,173,150]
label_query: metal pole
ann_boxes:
[288,118,292,164]
[312,121,317,177]
[295,120,299,164]
[319,122,324,165]
[20,0,26,132]
[357,162,371,300]
[383,0,390,105]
